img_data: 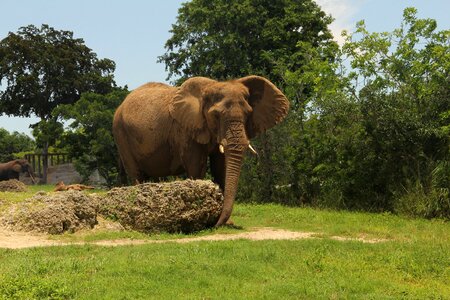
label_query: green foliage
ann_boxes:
[31,118,64,150]
[0,128,35,162]
[239,7,450,219]
[0,24,117,170]
[0,24,116,120]
[55,88,129,186]
[160,0,340,208]
[0,276,72,300]
[159,0,336,83]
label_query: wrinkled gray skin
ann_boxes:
[0,159,36,183]
[113,76,289,226]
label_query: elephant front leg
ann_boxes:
[182,143,208,179]
[209,148,225,191]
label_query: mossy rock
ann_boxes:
[1,190,97,234]
[97,180,223,233]
[0,179,28,192]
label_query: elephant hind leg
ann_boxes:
[117,147,145,184]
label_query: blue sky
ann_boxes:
[1,0,449,136]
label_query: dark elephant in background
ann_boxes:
[0,159,36,183]
[113,76,289,226]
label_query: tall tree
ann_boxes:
[159,0,336,84]
[55,88,129,187]
[337,8,450,216]
[159,0,338,202]
[0,24,116,182]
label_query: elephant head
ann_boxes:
[13,159,36,184]
[170,76,289,226]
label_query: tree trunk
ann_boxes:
[42,141,48,184]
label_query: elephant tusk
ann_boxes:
[248,144,258,155]
[219,144,225,154]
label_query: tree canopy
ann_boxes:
[159,0,340,204]
[0,24,117,182]
[0,24,116,120]
[158,0,337,84]
[55,88,129,187]
[160,3,449,219]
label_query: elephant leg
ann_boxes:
[209,150,225,191]
[183,143,208,179]
[118,152,145,184]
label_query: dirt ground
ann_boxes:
[0,225,387,249]
[0,180,387,249]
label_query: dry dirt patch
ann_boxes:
[0,226,388,249]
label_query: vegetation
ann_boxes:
[0,4,449,219]
[1,3,448,299]
[161,2,450,219]
[0,201,448,299]
[0,24,116,182]
[0,128,35,162]
[158,0,336,84]
[55,88,129,186]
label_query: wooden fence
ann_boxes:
[24,153,72,178]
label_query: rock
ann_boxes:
[0,179,28,192]
[97,180,223,233]
[1,190,98,234]
[0,179,224,235]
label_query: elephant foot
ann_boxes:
[225,219,234,226]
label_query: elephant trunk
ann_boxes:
[215,121,248,226]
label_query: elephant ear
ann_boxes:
[169,77,216,144]
[238,76,289,138]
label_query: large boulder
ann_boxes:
[1,190,97,234]
[0,179,28,192]
[0,180,224,234]
[97,180,223,233]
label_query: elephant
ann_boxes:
[113,76,289,226]
[0,159,36,183]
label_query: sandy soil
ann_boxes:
[0,226,387,249]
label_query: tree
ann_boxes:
[0,24,116,182]
[55,88,129,187]
[289,7,450,216]
[0,128,35,162]
[159,0,338,203]
[159,0,336,83]
[337,7,450,216]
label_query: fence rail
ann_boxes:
[24,153,72,178]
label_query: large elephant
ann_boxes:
[113,76,289,226]
[0,159,36,183]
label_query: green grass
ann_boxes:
[0,238,448,299]
[0,188,449,299]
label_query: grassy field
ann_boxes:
[0,186,449,299]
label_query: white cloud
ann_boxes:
[314,0,362,45]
